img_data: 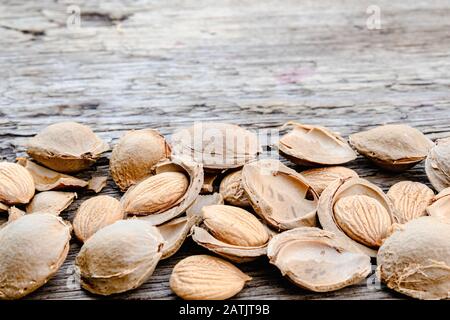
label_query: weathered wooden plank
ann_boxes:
[1,0,449,300]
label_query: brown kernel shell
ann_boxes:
[170,255,251,300]
[73,195,124,242]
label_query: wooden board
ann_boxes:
[1,0,449,300]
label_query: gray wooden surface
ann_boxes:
[1,0,450,300]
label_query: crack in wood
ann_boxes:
[0,25,46,37]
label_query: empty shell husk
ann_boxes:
[318,177,396,257]
[157,215,199,259]
[171,122,261,170]
[301,166,359,195]
[110,129,171,191]
[26,191,77,215]
[87,176,108,193]
[26,122,109,173]
[17,158,88,191]
[349,124,433,172]
[278,122,357,166]
[241,159,319,230]
[186,193,224,218]
[267,227,371,293]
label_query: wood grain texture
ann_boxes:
[1,0,449,300]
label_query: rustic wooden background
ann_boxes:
[1,0,449,300]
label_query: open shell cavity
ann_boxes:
[278,122,357,166]
[241,159,319,231]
